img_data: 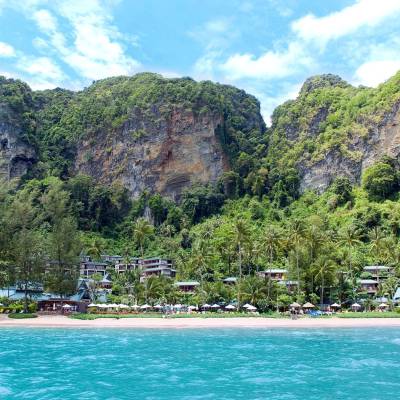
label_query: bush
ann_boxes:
[8,313,38,319]
[362,162,398,201]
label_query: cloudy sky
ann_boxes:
[1,0,400,122]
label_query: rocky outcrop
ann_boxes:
[298,101,400,193]
[269,72,400,194]
[75,105,230,200]
[0,104,36,181]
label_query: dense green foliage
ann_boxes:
[1,71,400,310]
[265,72,400,198]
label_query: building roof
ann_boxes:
[174,281,200,287]
[143,267,176,273]
[278,280,299,285]
[359,279,378,284]
[259,269,288,274]
[363,265,390,271]
[81,261,107,267]
[393,287,400,302]
[223,277,238,282]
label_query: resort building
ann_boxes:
[359,279,379,295]
[140,258,176,281]
[257,269,288,281]
[101,254,124,264]
[174,281,200,293]
[363,266,392,281]
[114,258,141,274]
[99,273,113,290]
[80,260,108,278]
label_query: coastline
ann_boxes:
[2,315,400,329]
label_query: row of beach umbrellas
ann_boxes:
[289,302,390,309]
[88,303,257,311]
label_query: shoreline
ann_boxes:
[2,315,400,329]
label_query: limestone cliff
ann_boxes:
[0,78,36,181]
[57,73,265,199]
[267,72,400,193]
[75,105,229,200]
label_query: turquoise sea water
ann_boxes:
[0,328,400,399]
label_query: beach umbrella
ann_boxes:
[140,304,151,309]
[330,303,341,308]
[188,305,198,310]
[118,304,130,309]
[378,303,388,308]
[88,303,97,307]
[246,305,257,311]
[302,302,315,308]
[351,303,361,309]
[202,304,211,308]
[290,302,301,308]
[131,304,139,309]
[242,303,252,309]
[98,304,108,308]
[62,304,72,309]
[174,304,183,309]
[225,304,236,310]
[211,304,220,309]
[154,304,163,309]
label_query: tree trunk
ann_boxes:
[296,248,300,296]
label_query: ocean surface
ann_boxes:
[0,328,399,399]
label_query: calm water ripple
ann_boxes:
[0,328,399,399]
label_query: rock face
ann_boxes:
[0,104,36,181]
[75,105,229,200]
[269,72,400,194]
[299,101,400,193]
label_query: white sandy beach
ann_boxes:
[1,315,400,329]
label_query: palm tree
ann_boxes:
[368,226,385,263]
[337,225,362,300]
[232,218,251,310]
[240,276,266,306]
[288,219,306,295]
[133,218,154,257]
[233,218,251,278]
[311,256,336,308]
[86,238,103,261]
[263,225,282,300]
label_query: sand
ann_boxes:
[1,314,400,329]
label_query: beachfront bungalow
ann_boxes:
[37,298,87,313]
[359,279,379,295]
[80,260,108,278]
[257,269,287,281]
[99,273,113,290]
[223,277,238,285]
[363,266,392,281]
[174,281,200,293]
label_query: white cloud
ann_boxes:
[292,0,400,44]
[220,42,313,81]
[33,9,57,33]
[0,41,15,57]
[30,1,141,81]
[16,56,66,89]
[354,60,400,87]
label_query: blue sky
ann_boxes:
[1,0,400,122]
